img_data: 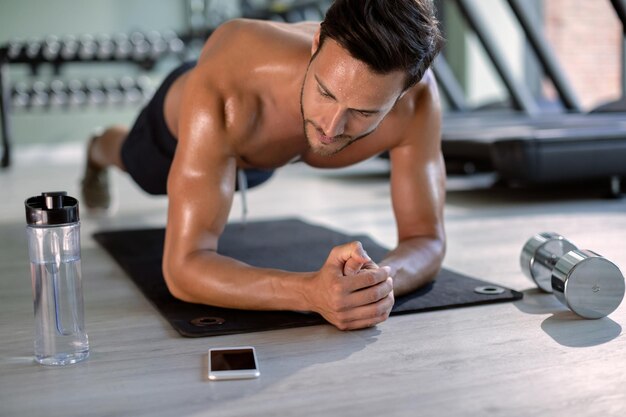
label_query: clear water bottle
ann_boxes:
[25,191,89,366]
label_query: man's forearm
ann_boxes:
[163,250,314,311]
[162,241,396,330]
[379,236,445,296]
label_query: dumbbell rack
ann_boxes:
[0,31,187,168]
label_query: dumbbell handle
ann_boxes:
[534,246,562,269]
[520,232,577,292]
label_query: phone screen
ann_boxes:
[208,347,260,380]
[210,348,257,371]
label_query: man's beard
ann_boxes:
[303,119,355,156]
[299,75,375,157]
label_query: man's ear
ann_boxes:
[311,28,321,56]
[395,89,409,105]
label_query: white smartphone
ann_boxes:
[208,346,260,381]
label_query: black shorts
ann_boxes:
[120,61,274,195]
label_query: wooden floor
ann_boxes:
[1,142,626,417]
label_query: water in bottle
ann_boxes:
[25,192,89,365]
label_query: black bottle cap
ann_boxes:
[25,191,80,226]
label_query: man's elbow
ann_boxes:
[435,233,447,266]
[162,254,196,303]
[426,233,446,282]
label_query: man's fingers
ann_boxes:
[345,275,393,307]
[343,266,392,292]
[327,274,393,314]
[343,257,378,276]
[332,292,395,330]
[328,241,372,269]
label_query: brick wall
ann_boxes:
[544,0,622,110]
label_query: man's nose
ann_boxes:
[322,106,347,137]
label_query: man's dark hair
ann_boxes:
[319,0,444,90]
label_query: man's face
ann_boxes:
[300,38,406,156]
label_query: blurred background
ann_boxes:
[1,0,624,192]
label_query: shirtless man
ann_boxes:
[82,0,446,330]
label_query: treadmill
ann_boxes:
[439,0,626,194]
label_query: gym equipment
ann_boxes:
[96,34,114,60]
[25,39,41,60]
[42,36,61,62]
[505,0,582,112]
[113,33,131,60]
[432,55,469,112]
[438,0,626,193]
[521,232,625,319]
[49,79,68,107]
[6,76,153,109]
[60,35,78,60]
[30,80,48,108]
[77,34,97,60]
[444,0,584,113]
[67,79,86,107]
[442,112,626,191]
[10,81,29,108]
[0,29,184,167]
[6,40,22,60]
[453,0,539,114]
[1,30,184,66]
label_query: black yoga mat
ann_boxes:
[94,218,522,337]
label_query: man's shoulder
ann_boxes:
[388,69,440,122]
[212,18,318,48]
[372,69,441,151]
[194,19,315,78]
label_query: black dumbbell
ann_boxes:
[25,39,42,60]
[42,36,61,61]
[85,78,105,105]
[52,79,70,105]
[30,81,49,108]
[102,77,123,105]
[11,81,30,108]
[119,76,141,104]
[113,33,131,60]
[78,34,97,60]
[135,75,154,100]
[119,76,135,91]
[129,31,150,60]
[521,232,625,319]
[164,31,185,56]
[67,79,86,106]
[145,31,167,59]
[7,39,24,60]
[60,35,78,60]
[96,34,114,60]
[49,79,68,107]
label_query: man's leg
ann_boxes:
[81,125,128,210]
[88,125,128,171]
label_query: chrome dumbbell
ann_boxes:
[521,232,625,319]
